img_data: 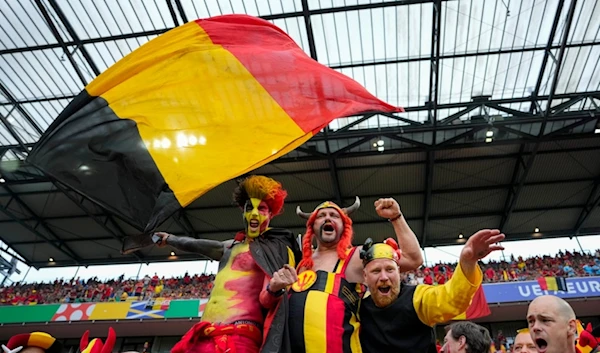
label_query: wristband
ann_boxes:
[266,284,285,297]
[388,213,402,222]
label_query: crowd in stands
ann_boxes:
[401,248,600,286]
[0,272,214,306]
[1,249,599,305]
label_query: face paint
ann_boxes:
[243,198,270,238]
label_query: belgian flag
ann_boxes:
[27,15,401,234]
[537,276,568,291]
[452,285,491,320]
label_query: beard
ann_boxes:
[371,284,400,308]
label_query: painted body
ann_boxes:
[202,242,265,324]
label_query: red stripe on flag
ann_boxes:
[196,15,402,134]
[537,277,548,291]
[465,285,491,320]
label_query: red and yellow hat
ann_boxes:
[4,332,62,353]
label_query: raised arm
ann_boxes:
[154,232,231,261]
[413,229,504,326]
[374,198,423,271]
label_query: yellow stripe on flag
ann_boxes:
[89,302,131,320]
[546,277,559,291]
[87,21,306,208]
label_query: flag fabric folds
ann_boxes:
[27,14,401,234]
[453,285,491,320]
[537,276,567,291]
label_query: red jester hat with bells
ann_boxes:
[2,332,62,353]
[296,197,360,270]
[79,328,116,353]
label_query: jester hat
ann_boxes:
[2,333,62,353]
[80,328,116,353]
[359,237,402,266]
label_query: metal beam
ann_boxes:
[573,176,600,234]
[421,0,441,246]
[34,0,88,86]
[8,204,593,247]
[0,112,28,152]
[324,129,343,204]
[0,83,44,134]
[51,180,144,262]
[529,0,566,114]
[0,188,80,263]
[47,0,101,76]
[1,176,596,223]
[165,0,179,26]
[499,0,578,232]
[421,151,434,246]
[173,0,188,23]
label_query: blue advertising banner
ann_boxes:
[483,276,600,303]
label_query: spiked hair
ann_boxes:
[232,175,287,216]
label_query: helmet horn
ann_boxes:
[296,205,311,219]
[343,196,361,215]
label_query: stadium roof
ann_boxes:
[0,0,599,268]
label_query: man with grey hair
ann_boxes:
[527,295,578,353]
[442,321,492,353]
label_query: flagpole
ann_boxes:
[574,235,585,254]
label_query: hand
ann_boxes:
[269,264,298,292]
[460,229,505,263]
[153,232,171,248]
[374,198,401,219]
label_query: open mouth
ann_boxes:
[322,224,335,233]
[535,338,547,352]
[378,286,391,294]
[249,220,259,228]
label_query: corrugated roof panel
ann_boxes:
[581,206,600,230]
[538,138,600,151]
[435,145,521,159]
[433,157,515,189]
[17,192,89,218]
[427,215,502,243]
[46,218,109,239]
[566,0,599,43]
[11,242,71,263]
[66,238,123,259]
[431,189,506,217]
[187,207,245,233]
[338,164,425,195]
[313,3,431,67]
[514,181,593,210]
[273,171,334,200]
[336,152,426,168]
[335,61,430,109]
[504,208,581,234]
[65,0,173,40]
[0,221,39,244]
[1,49,84,100]
[527,150,600,182]
[256,160,329,174]
[0,1,58,50]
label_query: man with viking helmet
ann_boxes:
[153,175,302,353]
[285,197,423,353]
